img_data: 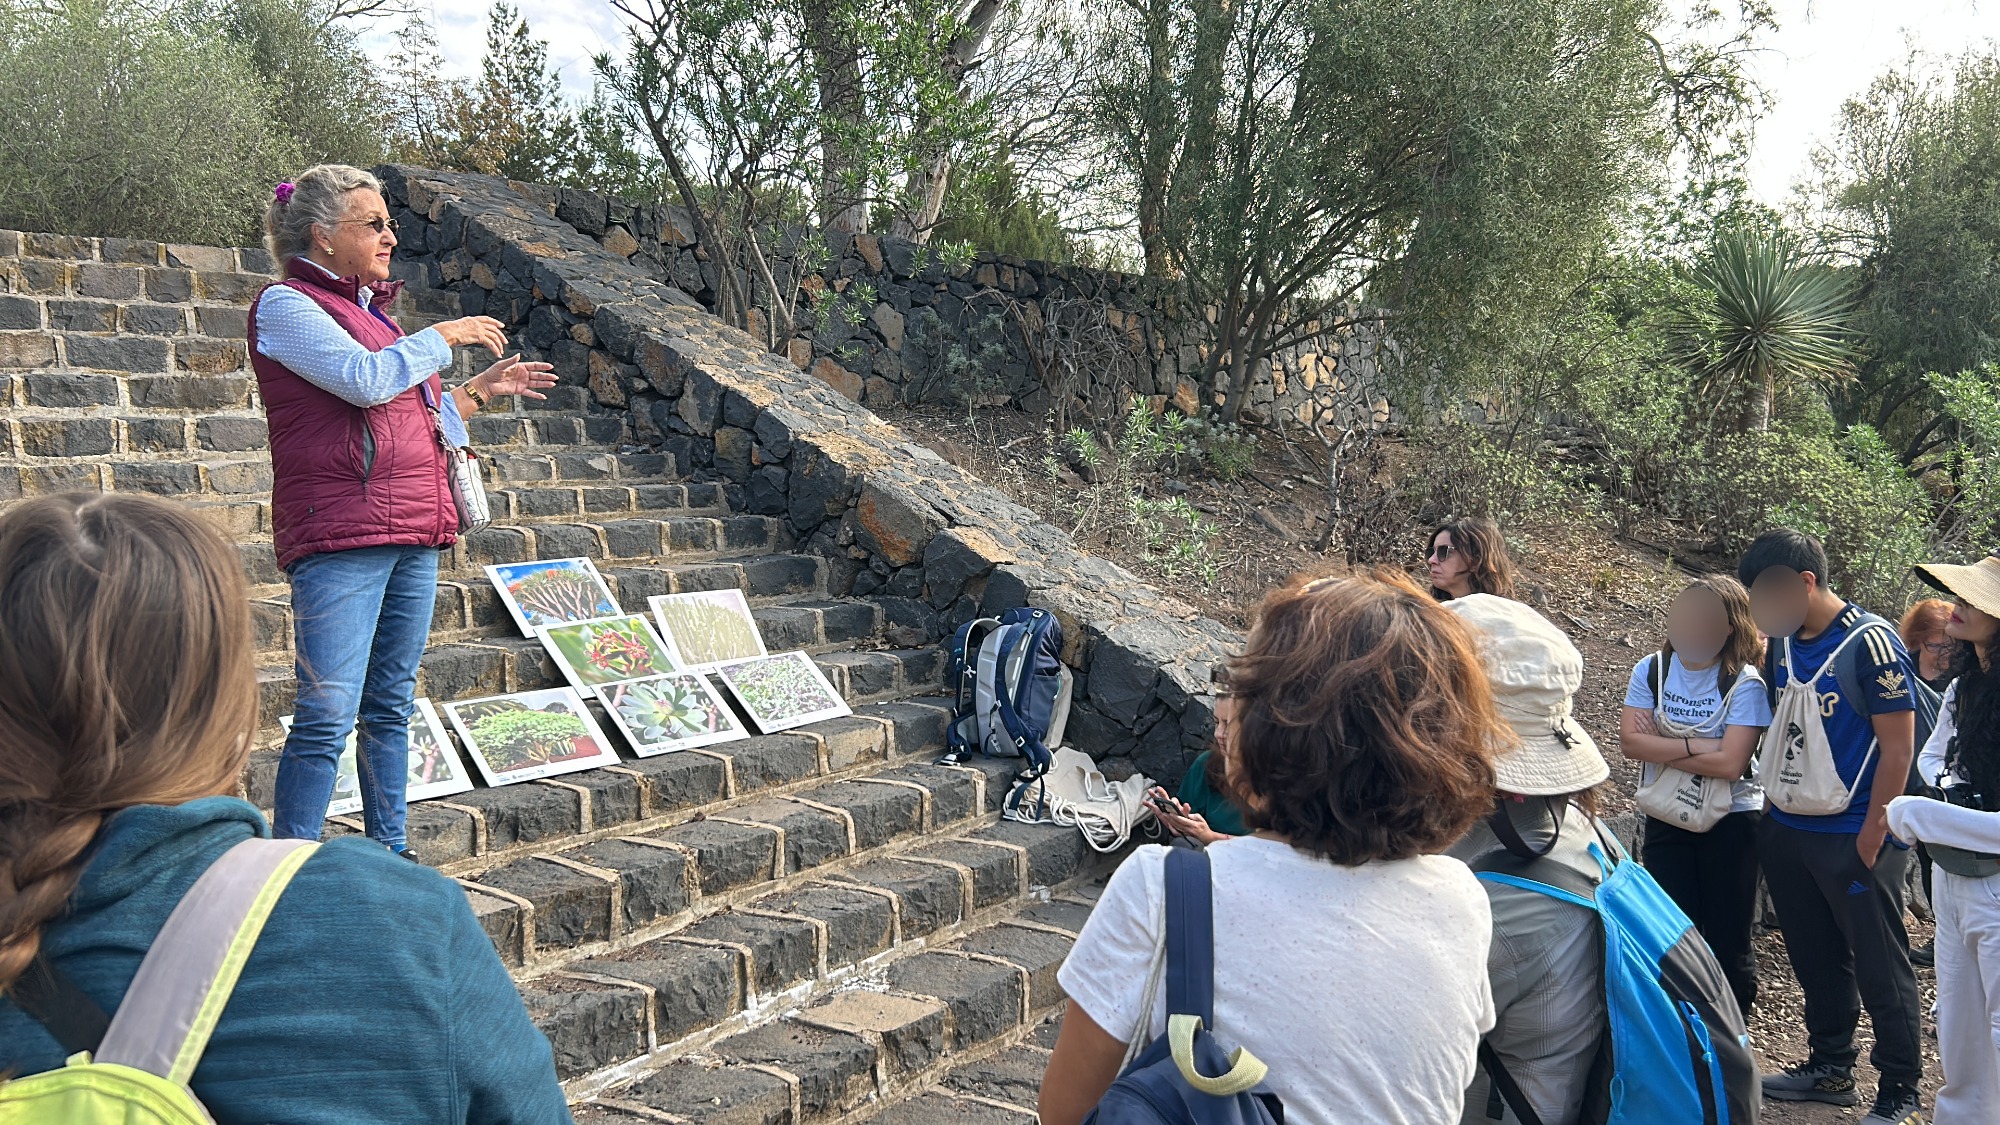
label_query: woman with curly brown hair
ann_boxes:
[1041,570,1506,1124]
[1428,516,1520,601]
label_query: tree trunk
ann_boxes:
[1135,0,1174,276]
[889,0,1005,242]
[807,4,868,232]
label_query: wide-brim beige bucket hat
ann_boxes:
[1914,553,2000,620]
[1445,593,1610,797]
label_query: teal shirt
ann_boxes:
[0,796,570,1124]
[1176,750,1250,837]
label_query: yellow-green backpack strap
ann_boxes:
[94,838,318,1085]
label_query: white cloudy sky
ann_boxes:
[367,0,2000,206]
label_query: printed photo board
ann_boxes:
[711,651,851,734]
[277,699,473,817]
[649,589,768,672]
[597,672,749,755]
[441,687,622,786]
[486,557,621,636]
[538,614,684,690]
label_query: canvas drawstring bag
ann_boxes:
[1634,659,1747,832]
[1759,631,1878,816]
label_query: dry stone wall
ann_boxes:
[398,180,1391,430]
[377,165,1237,785]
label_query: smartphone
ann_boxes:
[1148,795,1184,817]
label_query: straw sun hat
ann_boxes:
[1445,593,1610,797]
[1914,552,2000,620]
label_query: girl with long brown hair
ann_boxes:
[1617,575,1773,1015]
[1427,516,1519,601]
[0,494,567,1122]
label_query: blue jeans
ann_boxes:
[273,544,439,850]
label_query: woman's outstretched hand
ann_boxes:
[475,355,558,400]
[433,316,509,355]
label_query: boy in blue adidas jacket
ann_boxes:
[1741,529,1925,1125]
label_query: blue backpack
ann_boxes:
[1473,823,1758,1125]
[939,607,1072,778]
[1085,847,1284,1125]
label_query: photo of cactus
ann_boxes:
[597,672,747,755]
[712,651,851,733]
[538,614,684,689]
[649,589,767,671]
[486,557,621,635]
[441,687,620,786]
[279,699,473,817]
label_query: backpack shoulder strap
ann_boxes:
[1833,615,1897,723]
[1478,1040,1547,1125]
[10,954,111,1055]
[94,837,318,1083]
[1162,845,1215,1027]
[1649,650,1666,708]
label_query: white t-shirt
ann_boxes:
[1622,653,1773,814]
[1057,837,1496,1125]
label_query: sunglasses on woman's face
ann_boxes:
[333,217,400,234]
[1427,543,1456,561]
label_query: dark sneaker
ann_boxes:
[1761,1060,1858,1105]
[394,847,421,864]
[1911,939,1936,967]
[1862,1084,1925,1124]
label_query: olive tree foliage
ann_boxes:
[173,0,389,166]
[1804,49,2000,455]
[0,0,385,244]
[1079,0,1771,422]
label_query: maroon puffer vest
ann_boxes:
[248,259,456,571]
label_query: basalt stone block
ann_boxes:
[100,237,161,265]
[854,482,945,568]
[66,334,169,373]
[923,526,1017,610]
[463,885,527,967]
[719,514,774,552]
[908,839,1023,909]
[193,271,266,303]
[801,715,887,773]
[865,1092,1032,1124]
[405,803,478,865]
[1018,895,1096,934]
[750,606,820,651]
[534,415,587,444]
[47,299,118,333]
[714,1020,876,1117]
[128,374,250,409]
[617,1060,792,1124]
[682,910,821,994]
[665,517,719,554]
[165,244,233,271]
[111,461,202,495]
[956,924,1074,1008]
[475,856,615,951]
[856,698,953,757]
[144,268,193,303]
[817,651,899,701]
[0,296,40,330]
[241,748,280,809]
[1087,618,1191,724]
[719,734,821,793]
[564,768,645,830]
[20,417,115,457]
[574,839,693,930]
[173,337,248,374]
[599,518,663,559]
[450,777,581,850]
[468,415,526,445]
[198,416,269,452]
[841,858,964,938]
[738,554,823,597]
[74,263,141,300]
[939,1043,1052,1109]
[795,600,879,644]
[892,646,944,687]
[236,542,282,586]
[204,459,273,494]
[973,820,1087,888]
[413,643,508,704]
[0,331,58,368]
[579,485,633,515]
[14,261,70,296]
[885,951,1024,1048]
[786,448,853,533]
[583,938,745,1042]
[730,799,850,874]
[121,303,188,335]
[553,451,619,480]
[521,978,648,1079]
[196,306,249,338]
[753,884,894,968]
[805,780,920,850]
[883,763,981,825]
[616,746,727,813]
[462,525,533,566]
[655,818,778,896]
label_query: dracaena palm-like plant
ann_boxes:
[1686,230,1860,431]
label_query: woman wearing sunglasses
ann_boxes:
[251,164,557,860]
[1426,516,1519,602]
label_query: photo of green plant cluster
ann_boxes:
[443,688,618,785]
[714,651,849,733]
[599,673,745,755]
[539,614,681,688]
[650,590,766,669]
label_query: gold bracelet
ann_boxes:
[462,381,489,409]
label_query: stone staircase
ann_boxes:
[0,228,1105,1120]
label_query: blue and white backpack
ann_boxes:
[939,607,1073,783]
[1473,819,1759,1125]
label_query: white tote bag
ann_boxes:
[1635,655,1743,832]
[1759,632,1878,816]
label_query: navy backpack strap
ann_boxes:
[12,954,112,1056]
[1477,1041,1546,1125]
[1163,845,1216,1028]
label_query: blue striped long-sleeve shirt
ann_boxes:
[253,259,470,447]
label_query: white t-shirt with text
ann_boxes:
[1622,653,1773,814]
[1057,836,1496,1125]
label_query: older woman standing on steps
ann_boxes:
[253,164,557,860]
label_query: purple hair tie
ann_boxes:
[274,182,295,205]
